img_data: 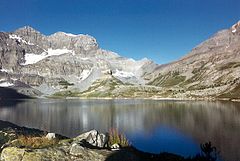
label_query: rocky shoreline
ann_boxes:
[1,86,240,103]
[46,95,240,103]
[0,120,220,161]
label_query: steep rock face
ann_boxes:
[2,21,239,99]
[48,32,98,52]
[0,32,25,72]
[0,26,157,97]
[148,21,240,99]
[13,26,47,54]
[231,21,240,34]
[13,26,99,55]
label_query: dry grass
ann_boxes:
[108,129,130,147]
[13,135,58,149]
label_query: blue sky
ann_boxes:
[0,0,239,64]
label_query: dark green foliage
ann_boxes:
[58,80,74,86]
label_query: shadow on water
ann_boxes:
[0,87,31,107]
[105,142,220,161]
[0,119,19,130]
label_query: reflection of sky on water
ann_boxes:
[126,125,199,157]
[0,99,239,161]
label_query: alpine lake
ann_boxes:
[0,99,239,161]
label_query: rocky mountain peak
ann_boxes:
[51,31,83,38]
[48,31,98,51]
[12,26,47,50]
[49,31,97,44]
[231,20,240,33]
[14,26,42,36]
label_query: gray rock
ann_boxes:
[110,143,120,151]
[1,144,111,161]
[74,130,107,148]
[45,133,56,140]
[1,21,240,99]
[0,26,158,97]
[69,143,86,156]
[148,20,240,98]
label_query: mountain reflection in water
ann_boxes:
[0,99,239,161]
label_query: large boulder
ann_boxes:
[1,144,111,161]
[69,143,110,160]
[45,133,56,140]
[1,147,72,161]
[74,130,107,148]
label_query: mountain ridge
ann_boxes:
[147,20,240,100]
[0,21,240,100]
[0,25,158,98]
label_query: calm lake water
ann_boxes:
[0,99,239,161]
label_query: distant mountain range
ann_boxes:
[0,21,239,100]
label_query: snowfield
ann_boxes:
[22,48,75,65]
[0,69,9,73]
[113,69,135,78]
[0,82,14,87]
[9,34,34,45]
[63,33,80,37]
[79,69,92,81]
[232,28,237,33]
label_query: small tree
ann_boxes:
[200,142,219,161]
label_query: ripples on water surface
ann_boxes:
[0,99,239,161]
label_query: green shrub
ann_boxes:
[108,129,130,147]
[12,135,58,149]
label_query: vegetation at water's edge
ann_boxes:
[218,84,240,99]
[0,119,222,161]
[108,128,130,147]
[11,135,59,149]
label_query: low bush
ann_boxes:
[108,129,130,147]
[12,135,58,149]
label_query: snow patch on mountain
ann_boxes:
[22,48,75,65]
[231,21,240,33]
[0,82,14,87]
[79,69,91,81]
[52,32,84,37]
[113,69,135,78]
[0,69,9,73]
[80,58,89,61]
[9,34,34,45]
[63,32,87,37]
[64,33,79,37]
[232,28,237,33]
